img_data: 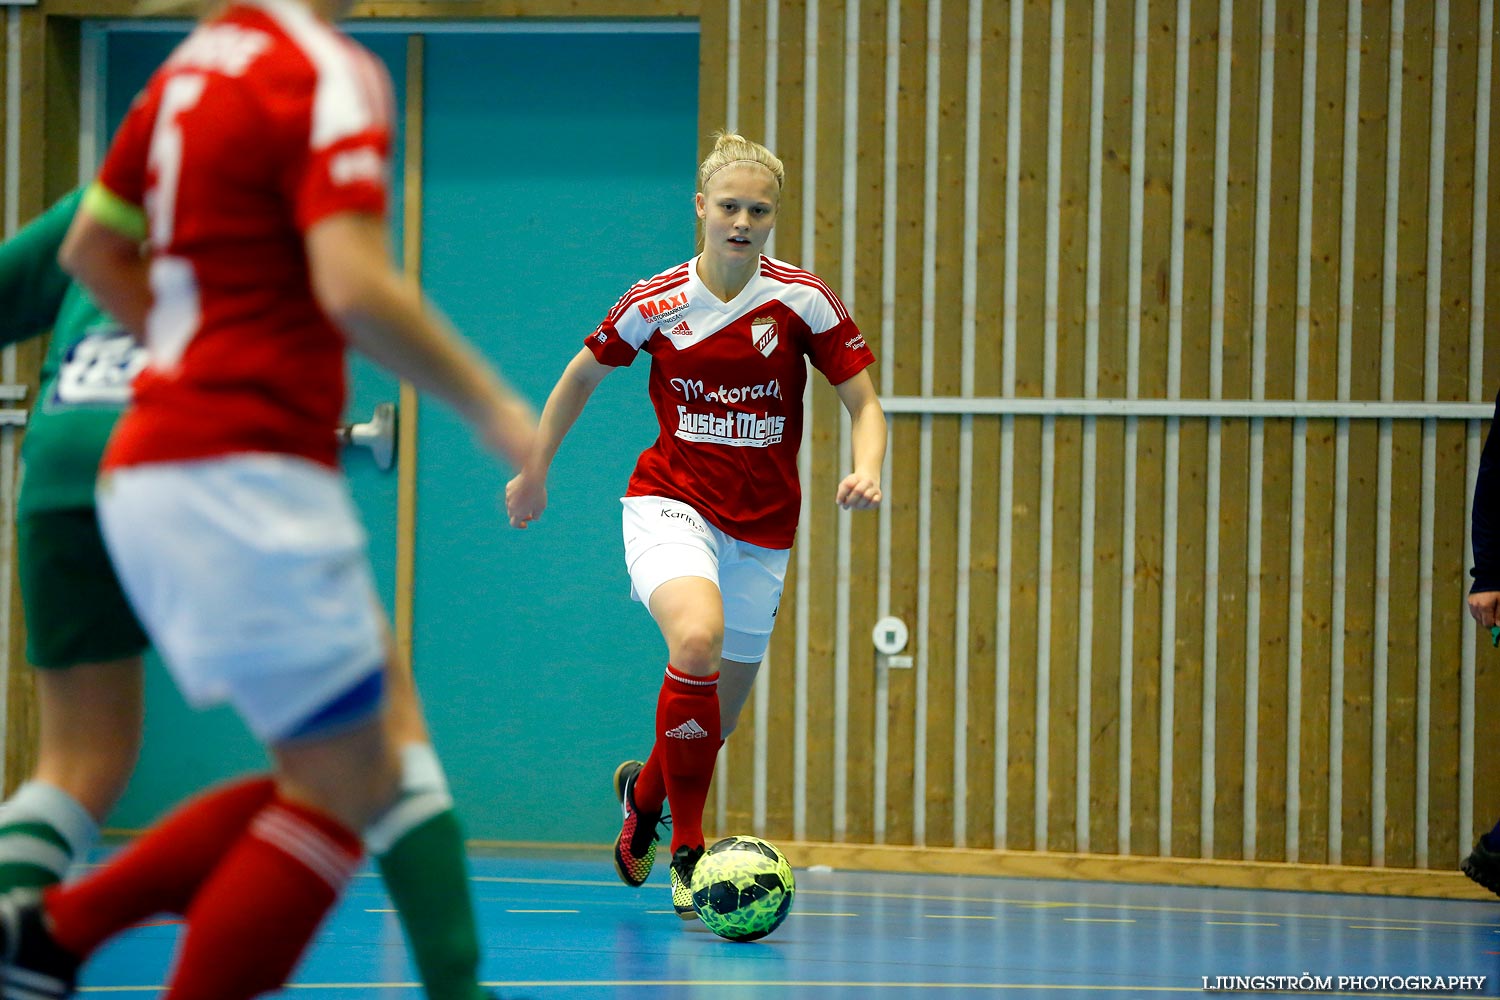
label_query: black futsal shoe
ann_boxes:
[612,760,667,888]
[669,844,704,921]
[1461,834,1500,898]
[0,890,77,999]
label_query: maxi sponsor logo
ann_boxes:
[639,292,690,326]
[675,407,786,447]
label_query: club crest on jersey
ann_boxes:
[751,317,778,357]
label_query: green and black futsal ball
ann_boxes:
[689,835,796,941]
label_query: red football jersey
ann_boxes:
[98,0,392,471]
[588,254,875,549]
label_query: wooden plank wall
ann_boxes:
[710,0,1500,872]
[6,0,1497,876]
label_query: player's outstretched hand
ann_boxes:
[505,470,548,529]
[836,473,882,511]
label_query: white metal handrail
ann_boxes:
[880,395,1495,420]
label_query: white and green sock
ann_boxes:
[367,743,486,1000]
[0,781,98,891]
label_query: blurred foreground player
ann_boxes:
[0,0,535,996]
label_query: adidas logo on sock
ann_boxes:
[664,719,710,740]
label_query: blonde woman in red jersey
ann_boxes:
[0,0,535,997]
[506,132,887,919]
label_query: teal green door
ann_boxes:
[412,28,698,842]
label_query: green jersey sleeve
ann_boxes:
[0,189,83,347]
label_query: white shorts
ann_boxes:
[96,454,386,744]
[621,496,789,663]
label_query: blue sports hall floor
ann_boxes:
[74,848,1500,998]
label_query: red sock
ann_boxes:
[45,776,276,958]
[164,796,362,1000]
[635,739,727,818]
[635,748,665,812]
[652,665,720,852]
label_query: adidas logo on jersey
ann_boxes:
[664,719,710,740]
[667,320,693,338]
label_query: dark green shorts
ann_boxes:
[17,507,149,669]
